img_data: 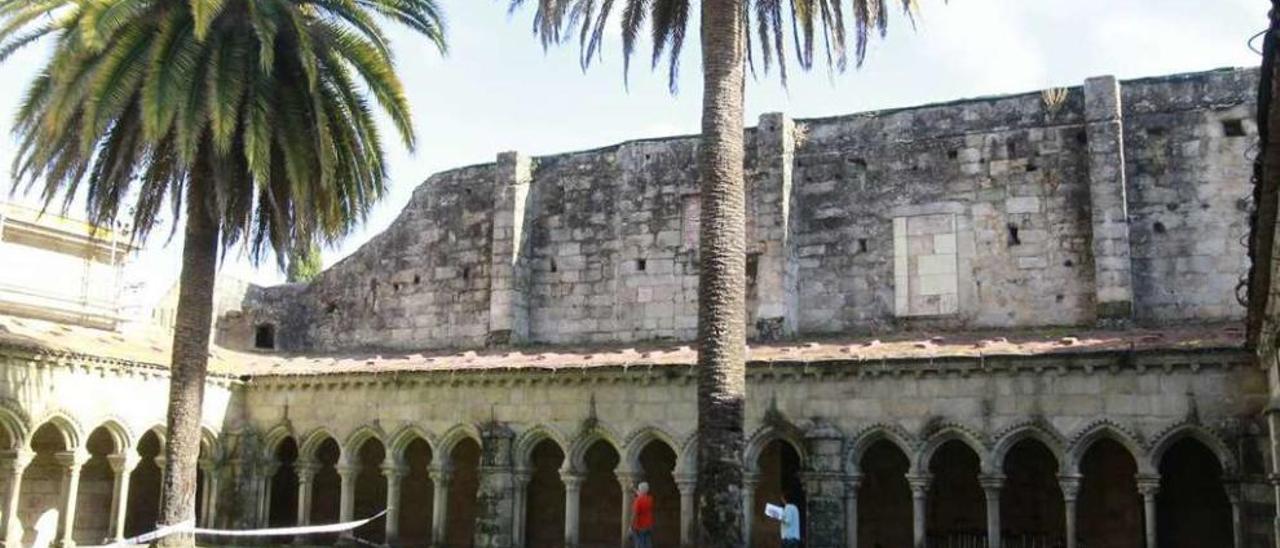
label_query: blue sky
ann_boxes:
[0,0,1265,306]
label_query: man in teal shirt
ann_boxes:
[780,492,801,547]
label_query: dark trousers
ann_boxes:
[782,539,802,548]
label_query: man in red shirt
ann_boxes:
[631,482,654,548]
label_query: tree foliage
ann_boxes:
[1,0,447,263]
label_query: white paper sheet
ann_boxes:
[765,503,785,521]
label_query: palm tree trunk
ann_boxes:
[156,170,219,547]
[694,1,748,547]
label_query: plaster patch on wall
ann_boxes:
[894,214,960,317]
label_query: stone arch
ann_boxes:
[847,424,918,475]
[27,412,83,451]
[199,426,221,462]
[0,401,29,450]
[341,424,387,465]
[261,423,297,460]
[87,418,134,454]
[915,424,989,475]
[744,424,806,474]
[622,425,680,474]
[1147,423,1236,476]
[437,423,482,469]
[388,425,436,466]
[513,424,569,470]
[991,422,1067,474]
[143,424,168,449]
[567,423,623,474]
[300,428,341,463]
[676,432,698,476]
[1066,420,1151,475]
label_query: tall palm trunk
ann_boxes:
[694,1,748,547]
[157,171,219,546]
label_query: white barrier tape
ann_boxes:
[110,510,386,544]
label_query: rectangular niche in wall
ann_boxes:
[894,213,959,317]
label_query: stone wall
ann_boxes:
[240,67,1258,353]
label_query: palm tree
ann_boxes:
[506,0,918,545]
[0,0,444,542]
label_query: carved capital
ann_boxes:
[1135,473,1161,498]
[906,474,932,497]
[844,473,863,495]
[1057,474,1082,501]
[380,463,408,480]
[107,454,139,474]
[978,474,1006,493]
[54,450,89,470]
[560,472,584,491]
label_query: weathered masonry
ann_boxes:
[0,67,1272,548]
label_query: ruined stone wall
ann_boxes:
[247,68,1258,353]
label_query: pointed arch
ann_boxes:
[622,425,680,475]
[514,424,569,470]
[1066,420,1150,475]
[342,424,388,464]
[28,411,84,450]
[199,426,221,462]
[676,432,698,476]
[1147,423,1236,476]
[261,422,298,460]
[991,421,1067,474]
[916,424,989,474]
[568,423,623,474]
[300,428,341,462]
[438,423,483,466]
[388,425,436,466]
[87,418,134,454]
[848,424,918,474]
[0,400,29,450]
[744,424,806,474]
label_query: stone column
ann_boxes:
[511,470,531,548]
[844,475,862,548]
[1,450,32,547]
[204,464,221,529]
[741,474,759,543]
[675,474,695,547]
[1225,480,1245,548]
[54,450,88,548]
[296,462,318,527]
[383,463,407,546]
[619,472,638,545]
[980,474,1005,548]
[474,423,516,548]
[257,463,278,528]
[430,467,452,547]
[1135,474,1160,548]
[802,423,848,548]
[561,472,583,548]
[1083,74,1135,323]
[1058,475,1081,548]
[487,151,534,346]
[906,474,931,548]
[751,112,798,340]
[106,454,138,542]
[337,464,357,542]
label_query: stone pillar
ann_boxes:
[561,472,582,548]
[741,474,759,544]
[430,467,452,547]
[844,475,862,548]
[906,474,931,548]
[383,463,407,546]
[1058,475,1081,548]
[54,450,88,548]
[619,472,638,545]
[296,463,318,526]
[1225,480,1245,548]
[106,454,138,542]
[803,422,847,548]
[675,474,695,547]
[512,470,531,548]
[1,450,32,547]
[474,423,516,548]
[257,463,277,528]
[204,464,221,529]
[1136,474,1160,548]
[487,151,534,346]
[752,112,797,340]
[980,474,1005,548]
[1083,74,1134,323]
[337,464,357,542]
